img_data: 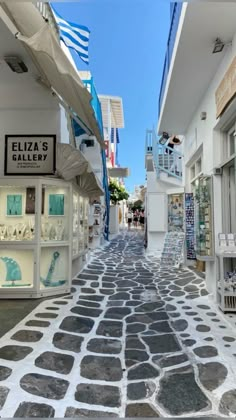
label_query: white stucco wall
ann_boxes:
[146,171,184,253]
[183,31,236,295]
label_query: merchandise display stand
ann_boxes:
[160,232,185,268]
[72,188,89,260]
[193,175,214,261]
[185,193,196,260]
[167,193,184,232]
[89,203,103,249]
[216,233,236,312]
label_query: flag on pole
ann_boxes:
[52,8,90,64]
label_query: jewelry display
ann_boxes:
[41,220,52,241]
[15,223,26,241]
[0,225,6,240]
[55,220,64,241]
[7,225,14,241]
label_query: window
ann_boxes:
[196,157,202,174]
[189,154,202,183]
[226,123,236,159]
[222,158,236,233]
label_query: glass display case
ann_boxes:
[78,196,85,253]
[167,193,184,232]
[83,198,89,251]
[0,177,72,298]
[72,188,89,258]
[88,202,103,249]
[72,191,79,257]
[193,175,214,260]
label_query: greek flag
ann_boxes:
[52,8,90,64]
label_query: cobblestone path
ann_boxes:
[0,232,236,417]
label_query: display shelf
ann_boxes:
[216,251,236,312]
[185,193,196,260]
[193,175,214,260]
[40,241,69,247]
[167,193,184,232]
[88,202,103,249]
[196,254,215,262]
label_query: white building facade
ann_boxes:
[0,3,105,298]
[156,1,236,310]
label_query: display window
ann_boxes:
[0,186,36,242]
[0,178,72,298]
[41,184,70,242]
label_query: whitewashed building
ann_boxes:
[148,1,236,309]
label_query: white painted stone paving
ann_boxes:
[0,231,236,417]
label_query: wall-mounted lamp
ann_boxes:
[159,132,169,145]
[212,38,227,54]
[200,112,207,121]
[4,56,28,73]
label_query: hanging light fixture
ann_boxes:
[212,38,225,54]
[4,56,28,73]
[159,132,169,145]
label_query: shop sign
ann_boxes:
[215,57,236,118]
[5,135,56,176]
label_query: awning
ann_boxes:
[2,4,104,147]
[108,167,130,178]
[56,143,91,181]
[78,171,104,198]
[56,143,103,197]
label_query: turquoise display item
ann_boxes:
[40,251,66,288]
[1,257,31,287]
[49,194,64,216]
[7,195,22,216]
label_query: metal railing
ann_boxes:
[82,77,103,137]
[158,2,183,117]
[146,129,182,180]
[35,2,59,37]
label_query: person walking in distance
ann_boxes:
[133,210,139,229]
[127,209,133,231]
[139,209,145,230]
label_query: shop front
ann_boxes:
[213,58,236,311]
[0,136,103,299]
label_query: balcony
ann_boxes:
[35,2,59,37]
[145,129,182,181]
[158,2,183,117]
[82,77,103,136]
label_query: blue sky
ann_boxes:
[53,0,170,193]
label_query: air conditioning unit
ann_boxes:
[213,167,222,175]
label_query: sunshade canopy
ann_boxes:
[3,3,104,147]
[78,171,104,198]
[108,167,130,178]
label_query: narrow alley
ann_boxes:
[0,232,236,417]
